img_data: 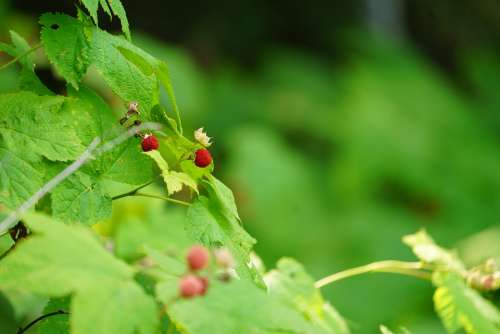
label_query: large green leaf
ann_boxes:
[433,271,500,334]
[0,214,158,334]
[0,92,85,162]
[168,279,321,334]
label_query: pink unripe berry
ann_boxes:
[194,148,212,168]
[187,245,210,271]
[179,275,204,298]
[141,134,159,152]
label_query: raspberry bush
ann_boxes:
[0,1,499,334]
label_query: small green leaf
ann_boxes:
[204,175,240,221]
[37,297,70,334]
[144,150,198,195]
[80,0,130,40]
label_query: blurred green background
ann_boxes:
[1,0,500,332]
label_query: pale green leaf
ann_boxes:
[0,215,132,295]
[144,150,197,195]
[71,281,158,334]
[204,175,240,221]
[40,13,91,89]
[433,271,500,333]
[403,230,465,273]
[168,279,320,334]
[265,258,349,334]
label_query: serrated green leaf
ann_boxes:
[89,28,158,114]
[51,172,112,224]
[0,215,132,295]
[433,271,500,334]
[0,92,85,162]
[265,258,349,334]
[204,175,240,221]
[168,279,322,334]
[79,0,99,23]
[80,0,130,40]
[187,196,257,281]
[40,13,91,89]
[71,281,158,334]
[144,150,197,195]
[0,144,47,209]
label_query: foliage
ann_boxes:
[0,2,499,334]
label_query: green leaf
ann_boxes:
[71,281,158,334]
[265,258,349,334]
[0,215,158,334]
[37,298,70,334]
[403,230,465,273]
[204,175,240,221]
[0,214,132,295]
[144,150,197,195]
[168,279,321,334]
[0,292,17,334]
[51,172,112,225]
[80,0,130,40]
[0,92,85,162]
[0,145,47,209]
[433,271,500,334]
[186,196,257,281]
[40,13,91,89]
[89,28,158,114]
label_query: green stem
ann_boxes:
[0,43,42,71]
[133,192,191,206]
[111,179,157,200]
[315,260,432,288]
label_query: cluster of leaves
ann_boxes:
[0,1,499,334]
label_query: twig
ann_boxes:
[0,122,162,235]
[315,260,432,288]
[111,179,156,200]
[0,43,42,71]
[120,192,191,206]
[17,310,69,334]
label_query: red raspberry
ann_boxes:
[198,276,209,295]
[187,245,210,271]
[141,134,159,152]
[194,148,212,168]
[179,275,204,298]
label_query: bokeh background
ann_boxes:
[1,0,500,332]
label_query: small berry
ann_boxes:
[141,134,159,152]
[187,245,210,271]
[194,148,212,168]
[179,275,204,298]
[198,276,209,295]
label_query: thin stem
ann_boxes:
[315,260,432,288]
[0,43,42,71]
[111,179,156,200]
[135,193,191,206]
[17,310,69,334]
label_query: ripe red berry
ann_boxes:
[198,276,209,295]
[187,245,209,271]
[141,134,159,152]
[179,275,204,298]
[194,148,212,168]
